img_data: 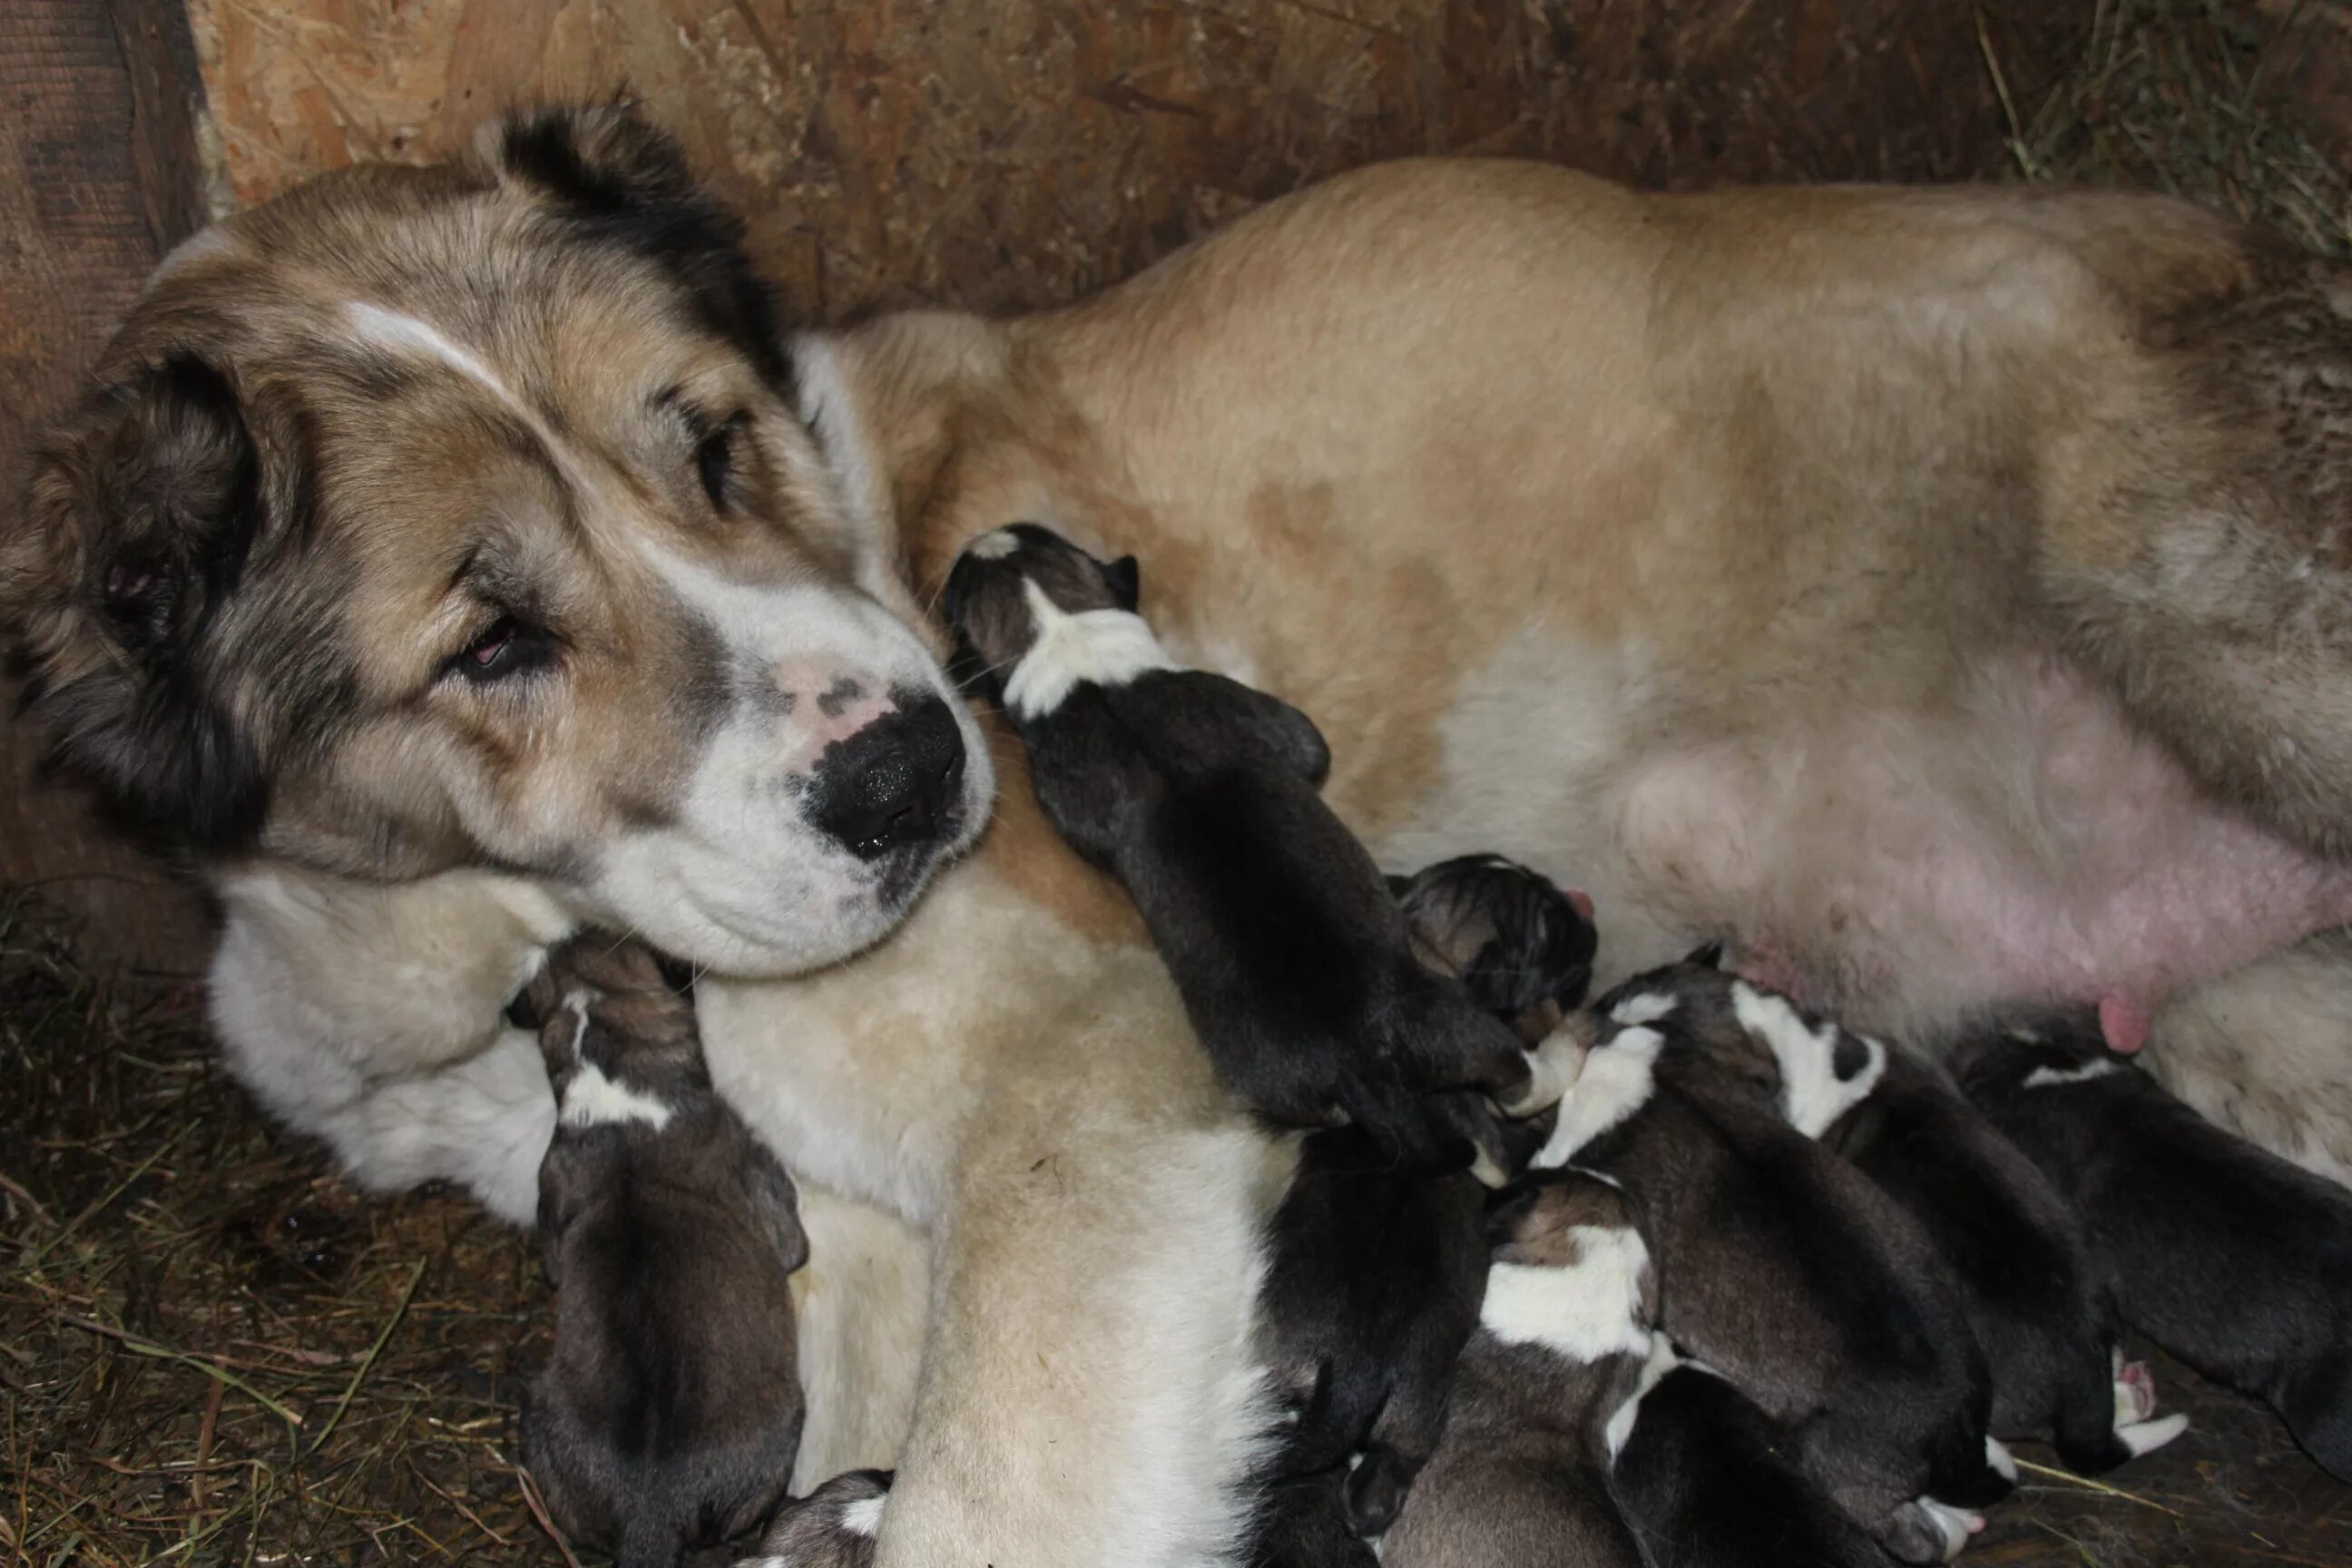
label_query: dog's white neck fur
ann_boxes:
[1481,1225,1652,1364]
[1534,1025,1665,1168]
[1730,982,1886,1137]
[555,986,675,1132]
[1001,577,1177,720]
[2023,1058,2122,1089]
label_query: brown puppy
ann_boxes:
[520,935,808,1568]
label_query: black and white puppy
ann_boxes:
[1380,1170,1653,1568]
[1813,1026,2186,1473]
[942,523,1538,1170]
[1957,1013,2352,1483]
[1256,1127,1487,1538]
[742,1469,892,1568]
[518,936,809,1568]
[1540,959,2008,1563]
[1389,853,1599,1046]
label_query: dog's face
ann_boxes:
[2,107,993,975]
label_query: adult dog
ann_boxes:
[13,104,2352,1563]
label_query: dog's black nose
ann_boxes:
[809,694,967,858]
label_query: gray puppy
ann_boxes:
[742,1469,892,1568]
[1541,958,2009,1563]
[519,935,809,1568]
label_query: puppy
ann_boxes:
[743,1469,893,1568]
[1389,853,1599,1044]
[1255,1127,1487,1538]
[1608,1339,1896,1568]
[942,523,1536,1168]
[519,935,809,1568]
[1380,1170,1652,1568]
[1541,958,2007,1563]
[1810,1026,2185,1473]
[1958,1013,2352,1483]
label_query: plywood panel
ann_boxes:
[185,0,2068,319]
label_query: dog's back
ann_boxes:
[523,937,809,1567]
[1959,1014,2352,1482]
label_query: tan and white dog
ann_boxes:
[15,103,2352,1563]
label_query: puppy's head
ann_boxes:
[1949,1008,2119,1097]
[1481,1169,1659,1353]
[1392,854,1599,1044]
[3,103,992,975]
[941,523,1152,719]
[518,931,703,1095]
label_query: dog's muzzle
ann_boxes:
[808,692,969,858]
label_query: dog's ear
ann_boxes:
[478,103,792,395]
[5,355,276,850]
[1099,554,1141,612]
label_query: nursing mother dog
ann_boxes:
[15,102,2352,1562]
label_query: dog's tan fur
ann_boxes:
[15,111,2352,1562]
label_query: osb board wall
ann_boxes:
[186,0,2072,320]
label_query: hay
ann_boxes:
[0,887,551,1567]
[1984,0,2352,257]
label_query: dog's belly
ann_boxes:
[1372,641,2352,1038]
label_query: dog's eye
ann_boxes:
[695,413,748,512]
[446,615,555,685]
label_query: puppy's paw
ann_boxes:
[1885,1497,1982,1564]
[748,1469,893,1567]
[2113,1355,2159,1425]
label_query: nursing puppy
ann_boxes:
[1958,1014,2352,1483]
[1379,1170,1651,1568]
[1254,1128,1487,1537]
[1807,1025,2186,1473]
[745,1470,893,1568]
[1541,959,2006,1563]
[519,936,809,1568]
[1390,854,1599,1045]
[941,523,1537,1169]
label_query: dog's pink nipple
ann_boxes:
[2098,993,2152,1056]
[1566,888,1595,922]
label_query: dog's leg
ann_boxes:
[2147,932,2352,1187]
[874,1116,1283,1568]
[790,1189,929,1493]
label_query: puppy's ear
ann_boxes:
[5,355,273,850]
[1681,939,1726,970]
[1100,554,1141,612]
[479,103,791,394]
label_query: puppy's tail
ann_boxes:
[614,1513,686,1568]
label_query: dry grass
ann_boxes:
[1983,0,2352,256]
[0,888,553,1567]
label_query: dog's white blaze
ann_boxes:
[1610,992,1677,1026]
[558,1060,675,1132]
[1534,1026,1664,1168]
[2023,1059,2122,1089]
[1602,1330,1686,1460]
[1730,982,1886,1137]
[1001,580,1178,720]
[965,527,1023,560]
[841,1494,886,1537]
[1481,1225,1652,1363]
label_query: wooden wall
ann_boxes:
[185,0,2069,320]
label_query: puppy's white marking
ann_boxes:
[1534,1026,1664,1168]
[1603,1330,1686,1459]
[1512,1027,1584,1115]
[559,1062,675,1132]
[1481,1225,1652,1362]
[1984,1436,2017,1484]
[1001,580,1177,720]
[2118,1413,2190,1456]
[2023,1059,2122,1089]
[1914,1497,1982,1562]
[965,527,1023,560]
[841,1494,886,1537]
[1610,992,1677,1026]
[1730,982,1886,1137]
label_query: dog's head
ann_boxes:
[2,105,992,975]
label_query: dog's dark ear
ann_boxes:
[5,356,274,850]
[1100,554,1141,612]
[482,103,792,395]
